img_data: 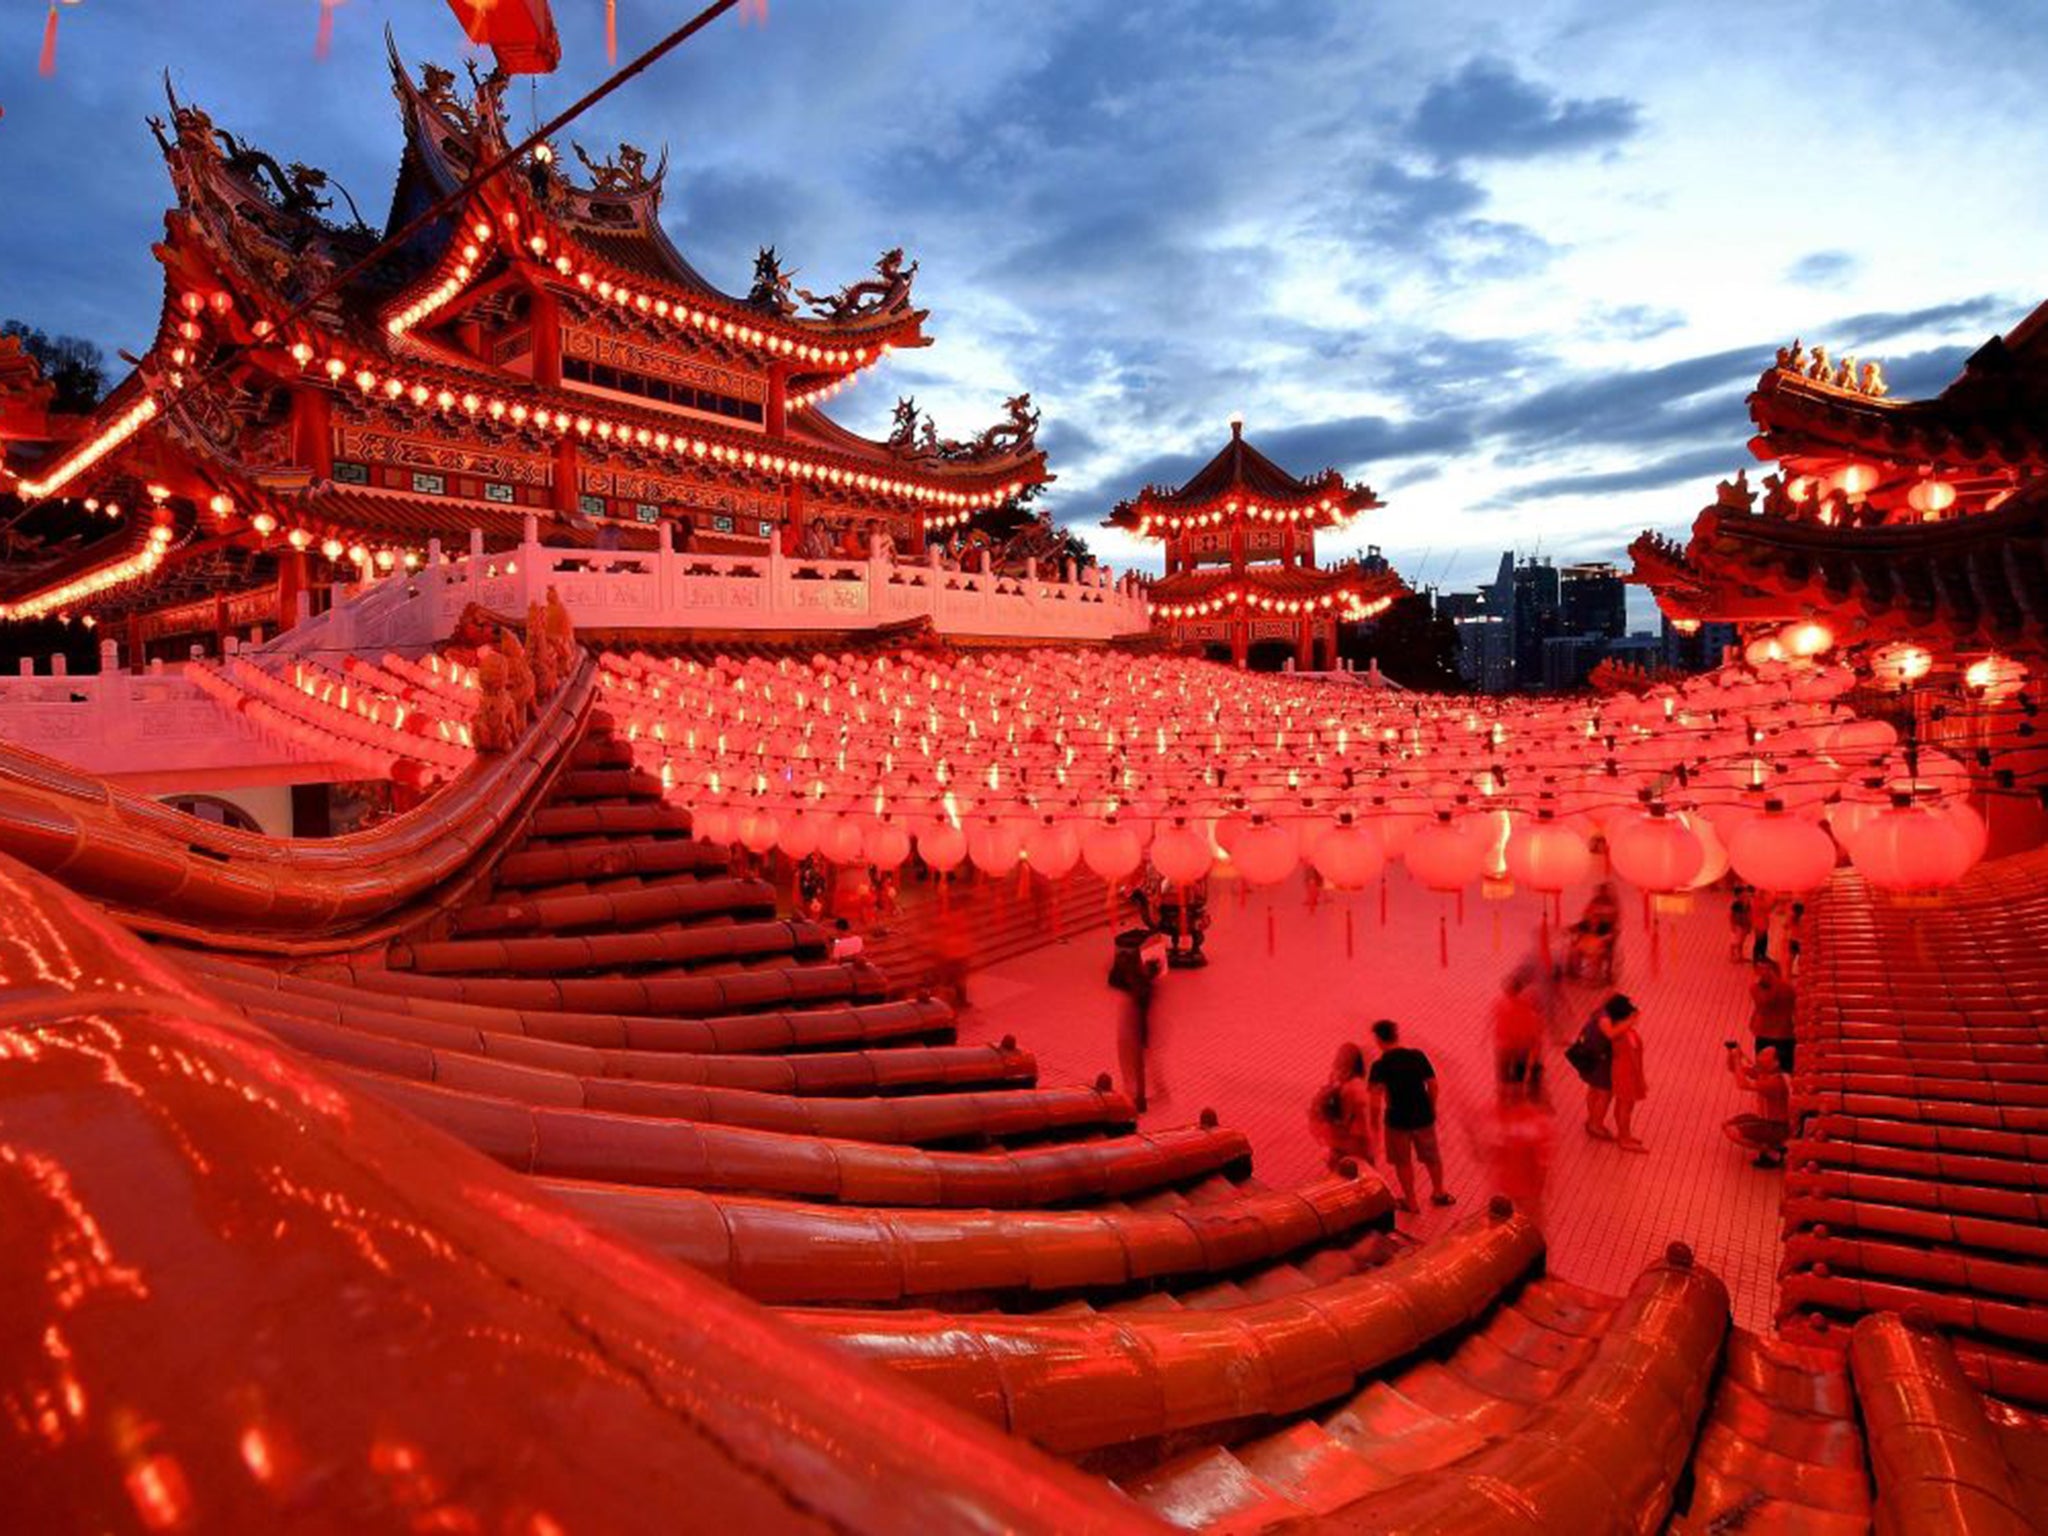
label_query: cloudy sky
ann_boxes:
[3,0,2042,620]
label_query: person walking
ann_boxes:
[1571,993,1648,1152]
[1109,931,1167,1113]
[1727,885,1753,963]
[1749,958,1798,1072]
[1309,1043,1376,1174]
[1491,965,1547,1105]
[1367,1019,1455,1214]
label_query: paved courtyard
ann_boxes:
[956,867,1785,1330]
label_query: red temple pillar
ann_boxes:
[277,549,307,631]
[767,363,787,438]
[553,436,578,517]
[291,387,333,479]
[531,289,563,388]
[1296,616,1313,671]
[1231,616,1248,668]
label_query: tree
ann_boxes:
[2,321,107,413]
[1341,592,1466,691]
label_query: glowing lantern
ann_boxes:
[1151,823,1214,886]
[1674,809,1729,890]
[1405,814,1486,892]
[865,820,913,871]
[1831,463,1878,497]
[1608,807,1704,893]
[1964,654,2027,702]
[1744,635,1786,668]
[1233,820,1299,888]
[737,807,781,854]
[1845,799,1978,893]
[1082,820,1144,882]
[1505,815,1593,893]
[776,812,821,860]
[1823,718,1898,767]
[967,819,1023,876]
[692,804,735,846]
[918,822,967,872]
[1311,819,1385,890]
[1870,643,1932,690]
[1727,806,1836,893]
[1780,622,1833,658]
[1024,818,1082,879]
[820,816,866,865]
[1906,479,1957,517]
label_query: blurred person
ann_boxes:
[1723,1042,1791,1168]
[1310,1042,1376,1173]
[1749,958,1798,1072]
[1492,964,1547,1104]
[1569,993,1647,1152]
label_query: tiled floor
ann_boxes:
[955,868,1786,1330]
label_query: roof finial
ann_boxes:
[1229,412,1244,440]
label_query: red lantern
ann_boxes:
[967,819,1023,876]
[737,806,780,854]
[776,811,821,861]
[917,822,967,872]
[692,804,735,846]
[1151,823,1213,885]
[1311,820,1385,890]
[1234,820,1299,888]
[1081,821,1143,882]
[1505,815,1592,892]
[1405,814,1486,892]
[1608,807,1704,893]
[1727,806,1836,893]
[1024,819,1081,879]
[1846,799,1978,893]
[865,820,912,870]
[820,816,866,865]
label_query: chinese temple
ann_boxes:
[1105,417,1404,667]
[0,46,1048,654]
[1630,308,2048,669]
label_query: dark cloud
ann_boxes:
[1499,445,1736,504]
[1825,294,2014,349]
[1786,250,1859,287]
[1409,57,1641,163]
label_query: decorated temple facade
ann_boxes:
[1630,305,2048,674]
[0,48,1048,655]
[1105,417,1403,668]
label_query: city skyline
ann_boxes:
[2,0,2042,605]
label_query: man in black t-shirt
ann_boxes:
[1367,1019,1456,1216]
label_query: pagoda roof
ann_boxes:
[1146,563,1407,620]
[1631,486,2048,655]
[1748,303,2048,480]
[1106,420,1382,537]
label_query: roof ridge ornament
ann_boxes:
[797,247,918,321]
[1772,338,1889,399]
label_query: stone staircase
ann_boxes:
[864,865,1126,996]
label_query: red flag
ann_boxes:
[37,3,59,78]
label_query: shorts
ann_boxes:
[1385,1126,1441,1166]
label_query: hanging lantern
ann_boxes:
[692,804,735,847]
[776,811,821,861]
[967,818,1023,876]
[1505,814,1592,893]
[1151,822,1214,886]
[737,806,780,854]
[1311,819,1385,891]
[1233,819,1299,888]
[865,820,912,870]
[1906,479,1957,517]
[1964,654,2027,703]
[1822,718,1898,769]
[1024,818,1081,880]
[1727,804,1836,893]
[820,815,866,865]
[1845,798,1979,894]
[918,822,967,872]
[1608,806,1704,894]
[442,0,561,74]
[1405,813,1486,892]
[1779,621,1833,659]
[1081,819,1144,882]
[1830,462,1878,497]
[1870,642,1933,690]
[1673,809,1729,890]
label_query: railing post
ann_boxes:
[520,513,542,610]
[50,653,67,678]
[468,528,485,608]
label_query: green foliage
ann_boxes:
[2,320,107,413]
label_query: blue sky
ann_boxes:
[3,0,2042,619]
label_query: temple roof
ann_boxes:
[1106,419,1381,536]
[1146,562,1407,619]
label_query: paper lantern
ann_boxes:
[1823,719,1898,768]
[1505,816,1592,893]
[820,816,867,865]
[1081,821,1144,882]
[737,807,781,854]
[1727,808,1836,893]
[692,804,735,846]
[1674,809,1728,890]
[1311,821,1385,890]
[1233,820,1299,888]
[1024,819,1082,879]
[1151,823,1213,886]
[967,819,1023,876]
[1405,815,1486,892]
[1964,654,2027,702]
[776,812,821,860]
[1780,621,1833,658]
[1608,809,1703,893]
[865,820,912,870]
[917,822,967,872]
[1846,800,1978,893]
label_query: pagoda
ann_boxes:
[1629,304,2048,668]
[0,47,1048,655]
[1105,416,1403,668]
